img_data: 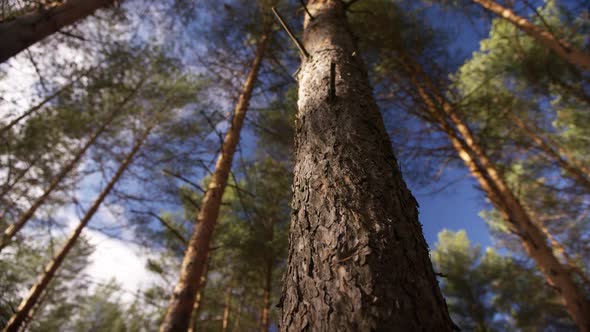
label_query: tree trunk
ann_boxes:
[159,25,270,332]
[188,258,210,332]
[221,287,232,332]
[0,0,114,63]
[0,70,87,136]
[279,1,453,331]
[0,89,138,252]
[0,159,37,201]
[470,0,590,71]
[260,263,271,332]
[2,125,151,332]
[260,222,273,332]
[232,297,244,332]
[402,58,590,331]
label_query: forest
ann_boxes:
[0,0,589,331]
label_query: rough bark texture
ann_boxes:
[471,0,590,71]
[279,1,453,331]
[2,126,150,332]
[0,107,120,252]
[159,27,270,332]
[402,58,590,331]
[0,0,114,63]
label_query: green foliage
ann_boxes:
[433,230,575,331]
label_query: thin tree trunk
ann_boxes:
[2,125,151,332]
[0,159,37,201]
[232,297,244,332]
[470,0,590,71]
[260,262,271,332]
[0,0,114,63]
[402,57,590,331]
[159,24,271,332]
[221,286,232,332]
[0,69,88,136]
[280,1,453,331]
[0,89,138,252]
[260,219,273,332]
[188,258,210,332]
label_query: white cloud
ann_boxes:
[83,229,158,301]
[56,203,160,302]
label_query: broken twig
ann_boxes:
[272,7,310,58]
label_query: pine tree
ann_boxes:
[159,17,272,332]
[467,0,590,71]
[2,124,153,332]
[278,1,453,330]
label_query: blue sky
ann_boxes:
[408,3,494,250]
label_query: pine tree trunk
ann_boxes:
[159,25,270,332]
[2,126,151,332]
[0,159,37,201]
[232,298,244,332]
[260,238,273,332]
[0,71,84,136]
[0,89,138,252]
[403,58,590,331]
[0,0,114,63]
[260,264,271,332]
[188,258,210,332]
[221,287,232,332]
[279,1,453,331]
[470,0,590,71]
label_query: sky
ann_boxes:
[0,0,502,303]
[407,3,495,250]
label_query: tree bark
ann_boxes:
[2,125,151,332]
[159,25,270,332]
[188,258,210,332]
[470,0,590,71]
[279,1,453,331]
[0,89,138,252]
[0,0,114,63]
[401,57,590,331]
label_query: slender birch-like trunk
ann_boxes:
[279,1,453,330]
[0,0,114,63]
[470,0,590,71]
[159,24,271,332]
[2,125,151,332]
